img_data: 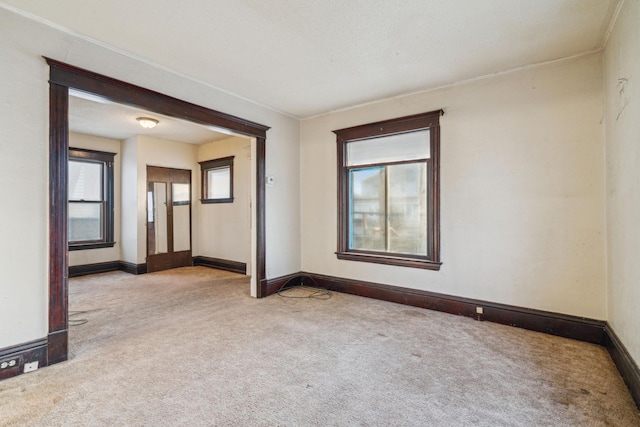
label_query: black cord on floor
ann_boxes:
[277,275,331,300]
[69,310,89,326]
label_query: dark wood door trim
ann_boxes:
[47,58,269,367]
[47,58,269,139]
[146,166,192,273]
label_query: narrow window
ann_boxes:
[334,110,442,270]
[200,156,234,203]
[68,148,116,250]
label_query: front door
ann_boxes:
[146,166,192,272]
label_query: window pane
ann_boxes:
[151,182,168,254]
[173,205,191,252]
[173,183,190,203]
[349,167,386,251]
[147,191,154,223]
[207,167,231,199]
[69,202,102,242]
[69,160,102,201]
[388,163,427,256]
[347,130,430,166]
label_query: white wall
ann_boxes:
[0,7,301,349]
[264,114,301,280]
[121,137,139,265]
[197,136,252,270]
[0,12,49,348]
[68,133,122,267]
[604,0,640,363]
[301,53,606,319]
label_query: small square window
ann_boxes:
[206,167,231,199]
[199,156,234,203]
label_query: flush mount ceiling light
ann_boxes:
[136,117,159,129]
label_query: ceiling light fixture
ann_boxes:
[136,117,159,129]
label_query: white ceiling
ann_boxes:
[3,0,619,119]
[69,91,232,144]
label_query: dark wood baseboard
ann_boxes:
[69,261,147,276]
[47,330,67,365]
[70,258,253,277]
[119,261,147,275]
[71,258,255,278]
[69,261,121,277]
[261,272,302,297]
[0,338,48,381]
[193,256,246,275]
[301,272,607,345]
[605,324,640,410]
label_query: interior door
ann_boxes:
[147,166,192,272]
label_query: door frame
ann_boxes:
[146,166,193,273]
[47,58,269,365]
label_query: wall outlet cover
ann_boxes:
[24,361,39,373]
[0,358,19,370]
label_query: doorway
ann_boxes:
[47,58,269,366]
[146,166,192,273]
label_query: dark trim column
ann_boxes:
[48,82,69,364]
[256,137,267,297]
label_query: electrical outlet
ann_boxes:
[24,361,38,373]
[476,307,484,314]
[0,358,19,370]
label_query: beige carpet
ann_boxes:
[1,267,638,426]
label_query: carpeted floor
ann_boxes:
[1,267,638,426]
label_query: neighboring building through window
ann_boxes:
[68,147,115,250]
[333,110,443,270]
[200,156,234,203]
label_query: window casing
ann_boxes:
[68,148,116,250]
[334,110,443,270]
[200,156,234,203]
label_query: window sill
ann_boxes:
[336,251,442,270]
[201,198,234,204]
[69,242,116,251]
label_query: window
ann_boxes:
[68,148,116,250]
[334,110,443,270]
[200,156,234,203]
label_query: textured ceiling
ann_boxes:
[2,0,619,118]
[69,91,231,144]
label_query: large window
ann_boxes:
[68,148,115,250]
[200,156,234,203]
[334,110,442,270]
